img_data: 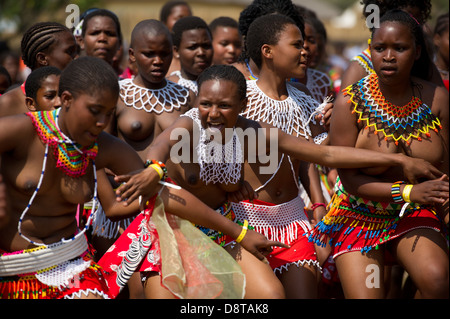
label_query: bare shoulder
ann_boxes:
[0,87,27,117]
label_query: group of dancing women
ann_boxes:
[0,0,448,300]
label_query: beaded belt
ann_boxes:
[0,234,88,277]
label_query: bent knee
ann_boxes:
[416,264,449,298]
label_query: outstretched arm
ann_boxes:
[159,185,288,261]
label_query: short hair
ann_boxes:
[81,8,122,44]
[58,56,119,99]
[238,0,305,62]
[25,66,61,100]
[434,12,449,36]
[198,64,247,100]
[246,14,297,69]
[373,9,433,80]
[160,1,192,23]
[209,16,239,34]
[360,0,432,25]
[130,19,172,49]
[171,16,211,47]
[21,22,70,70]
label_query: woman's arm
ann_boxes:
[159,185,288,261]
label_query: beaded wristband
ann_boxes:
[402,184,413,203]
[145,159,168,181]
[149,164,164,180]
[236,220,249,243]
[391,181,405,203]
[310,203,326,210]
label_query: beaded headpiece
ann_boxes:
[344,73,442,145]
[26,109,98,177]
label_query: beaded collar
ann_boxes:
[351,46,374,75]
[181,108,243,185]
[26,109,98,177]
[169,70,198,94]
[119,78,189,113]
[344,73,442,145]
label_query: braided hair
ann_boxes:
[21,22,70,70]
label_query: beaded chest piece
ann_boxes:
[344,73,442,146]
[27,109,98,177]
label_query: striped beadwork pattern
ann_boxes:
[26,110,98,177]
[344,73,442,146]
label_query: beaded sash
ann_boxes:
[119,78,189,113]
[344,73,442,145]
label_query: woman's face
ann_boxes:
[197,79,246,140]
[303,23,320,68]
[45,31,78,70]
[34,74,61,111]
[61,88,117,146]
[81,16,120,65]
[370,21,420,84]
[176,28,213,79]
[130,32,173,87]
[270,23,308,79]
[212,26,242,65]
[165,5,191,31]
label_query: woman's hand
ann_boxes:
[399,154,445,184]
[227,180,258,203]
[114,167,161,209]
[409,174,449,205]
[239,229,289,261]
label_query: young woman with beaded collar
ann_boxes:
[114,64,446,299]
[0,57,281,299]
[0,22,77,117]
[166,16,214,95]
[310,10,449,298]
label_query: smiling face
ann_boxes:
[197,79,246,141]
[269,23,307,79]
[81,16,120,65]
[60,88,117,146]
[130,31,173,87]
[370,21,420,84]
[176,28,213,79]
[211,26,242,65]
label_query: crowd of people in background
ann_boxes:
[0,0,448,300]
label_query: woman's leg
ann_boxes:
[392,228,449,299]
[334,249,386,298]
[226,244,286,299]
[277,263,318,298]
[143,271,176,299]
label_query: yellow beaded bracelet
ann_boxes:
[236,220,249,243]
[402,184,414,203]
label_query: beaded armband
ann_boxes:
[391,181,405,203]
[145,159,168,181]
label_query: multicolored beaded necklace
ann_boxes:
[344,73,442,145]
[19,109,99,246]
[26,109,98,177]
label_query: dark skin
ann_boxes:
[331,21,449,299]
[0,30,77,117]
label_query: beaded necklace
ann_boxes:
[119,78,189,113]
[344,73,442,145]
[20,109,99,246]
[26,109,98,177]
